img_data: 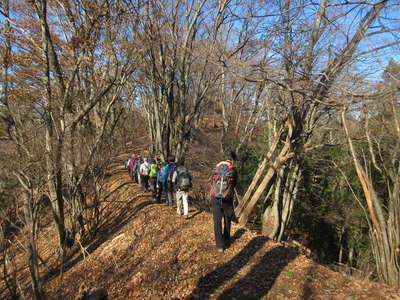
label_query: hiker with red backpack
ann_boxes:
[172,161,192,219]
[210,152,238,252]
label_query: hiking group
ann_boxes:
[125,154,193,219]
[124,151,238,252]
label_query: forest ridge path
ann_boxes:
[42,152,400,299]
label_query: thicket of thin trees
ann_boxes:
[0,0,399,298]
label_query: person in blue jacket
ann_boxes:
[155,161,165,203]
[163,156,177,206]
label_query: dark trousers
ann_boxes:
[130,169,137,183]
[141,175,149,191]
[166,183,175,206]
[156,186,163,203]
[212,197,234,250]
[149,177,157,197]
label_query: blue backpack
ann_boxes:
[161,165,169,187]
[167,162,177,183]
[162,162,176,187]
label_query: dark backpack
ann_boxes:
[167,162,177,184]
[176,166,192,191]
[210,161,235,199]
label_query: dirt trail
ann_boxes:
[42,155,399,299]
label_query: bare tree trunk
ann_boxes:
[348,247,354,269]
[1,0,10,105]
[277,162,301,241]
[235,126,284,216]
[238,0,389,245]
[239,121,295,226]
[261,161,300,240]
[0,221,19,299]
[338,225,345,264]
[262,168,284,237]
[33,0,68,255]
[22,192,43,300]
[139,0,228,162]
[342,109,400,286]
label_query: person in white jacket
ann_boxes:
[139,158,150,191]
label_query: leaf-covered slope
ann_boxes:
[43,159,399,299]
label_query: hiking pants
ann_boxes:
[166,185,175,206]
[141,175,149,191]
[149,177,157,197]
[176,190,189,216]
[212,197,234,250]
[156,186,163,203]
[130,169,137,183]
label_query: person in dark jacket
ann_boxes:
[164,156,177,207]
[155,161,165,203]
[210,152,238,252]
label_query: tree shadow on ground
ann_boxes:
[229,228,246,245]
[111,168,131,175]
[42,198,157,283]
[218,246,299,299]
[187,236,269,299]
[101,180,134,202]
[98,192,153,231]
[187,210,203,220]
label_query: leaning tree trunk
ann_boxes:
[237,0,388,243]
[235,126,284,216]
[262,167,285,238]
[238,120,295,226]
[262,160,301,240]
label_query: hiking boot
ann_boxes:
[184,215,189,220]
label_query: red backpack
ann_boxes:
[210,161,235,199]
[128,158,134,170]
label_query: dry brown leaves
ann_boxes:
[3,131,400,299]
